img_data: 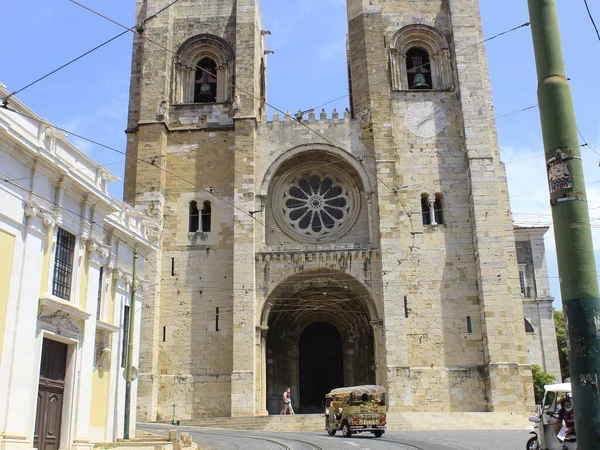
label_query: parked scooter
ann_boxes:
[527,382,576,450]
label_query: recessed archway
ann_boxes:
[261,269,378,414]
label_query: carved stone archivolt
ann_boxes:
[24,200,60,228]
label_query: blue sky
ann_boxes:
[2,0,600,308]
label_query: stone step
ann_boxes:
[170,411,530,432]
[181,414,325,432]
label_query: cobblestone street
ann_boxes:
[140,423,532,450]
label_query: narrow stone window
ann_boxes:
[215,307,220,332]
[201,201,212,232]
[518,264,529,297]
[407,47,432,90]
[421,194,431,225]
[189,200,200,232]
[433,193,444,225]
[466,316,472,334]
[163,326,167,342]
[194,58,218,103]
[171,257,175,276]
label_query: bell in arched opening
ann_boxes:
[411,73,431,90]
[406,47,432,90]
[194,58,218,103]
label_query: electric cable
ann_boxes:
[583,0,600,43]
[1,30,130,107]
[0,171,166,284]
[577,127,600,158]
[2,104,266,230]
[1,0,182,106]
[3,9,542,257]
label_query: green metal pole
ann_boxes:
[124,251,138,440]
[527,1,600,447]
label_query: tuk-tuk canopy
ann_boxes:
[544,382,571,393]
[326,385,387,399]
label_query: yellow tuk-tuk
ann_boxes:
[325,385,387,438]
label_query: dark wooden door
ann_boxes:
[34,339,68,450]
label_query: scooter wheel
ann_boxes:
[526,436,539,450]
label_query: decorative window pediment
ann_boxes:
[174,34,234,104]
[390,25,453,91]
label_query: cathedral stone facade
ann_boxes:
[124,0,534,420]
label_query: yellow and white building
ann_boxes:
[0,83,156,450]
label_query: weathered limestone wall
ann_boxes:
[125,0,542,420]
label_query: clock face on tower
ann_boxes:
[405,101,446,138]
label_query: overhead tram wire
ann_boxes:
[577,127,600,158]
[0,175,166,284]
[405,21,531,76]
[5,6,540,277]
[2,104,266,230]
[583,0,600,43]
[64,9,534,279]
[1,0,182,106]
[1,30,129,107]
[66,1,532,201]
[457,21,531,53]
[0,100,548,256]
[68,0,399,198]
[66,0,421,270]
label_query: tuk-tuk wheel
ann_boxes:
[526,436,538,450]
[342,422,352,438]
[373,431,383,438]
[327,428,336,436]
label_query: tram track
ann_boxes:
[198,430,325,450]
[139,425,324,450]
[379,435,475,450]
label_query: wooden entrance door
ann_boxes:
[34,339,68,450]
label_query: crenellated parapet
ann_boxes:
[263,108,352,127]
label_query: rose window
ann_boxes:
[275,167,359,241]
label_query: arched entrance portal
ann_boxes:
[262,269,378,414]
[299,322,344,410]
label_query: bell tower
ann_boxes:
[346,0,532,413]
[124,0,266,419]
[125,0,534,421]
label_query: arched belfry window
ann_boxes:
[421,192,445,226]
[406,47,432,90]
[421,194,431,225]
[390,25,452,91]
[195,58,218,103]
[201,201,212,232]
[189,201,200,232]
[174,34,234,104]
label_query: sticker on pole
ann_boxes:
[123,366,138,381]
[548,157,572,192]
